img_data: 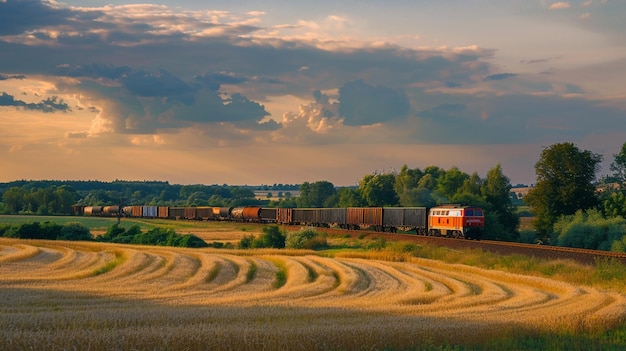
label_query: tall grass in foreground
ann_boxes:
[329,237,626,294]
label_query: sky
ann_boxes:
[1,0,625,187]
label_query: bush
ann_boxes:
[253,226,286,249]
[239,226,286,249]
[518,230,538,244]
[553,209,626,251]
[58,222,93,241]
[5,222,60,240]
[286,228,328,250]
[239,234,256,249]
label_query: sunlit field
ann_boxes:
[1,216,626,350]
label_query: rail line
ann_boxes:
[317,227,626,265]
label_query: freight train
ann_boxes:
[73,204,485,240]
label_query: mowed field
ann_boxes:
[1,221,626,350]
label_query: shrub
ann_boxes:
[239,234,256,249]
[286,228,328,250]
[58,222,93,241]
[253,226,286,249]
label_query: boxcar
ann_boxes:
[142,206,158,218]
[157,206,169,219]
[196,206,214,220]
[168,207,186,219]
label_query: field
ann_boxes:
[1,216,626,350]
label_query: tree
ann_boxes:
[610,141,626,188]
[481,164,519,241]
[358,173,398,206]
[297,181,336,208]
[525,142,602,240]
[436,167,469,202]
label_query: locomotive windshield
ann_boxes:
[465,209,484,217]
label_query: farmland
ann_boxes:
[1,217,626,350]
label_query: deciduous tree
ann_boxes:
[525,142,602,239]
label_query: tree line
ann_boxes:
[2,141,626,251]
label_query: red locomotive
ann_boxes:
[428,204,484,240]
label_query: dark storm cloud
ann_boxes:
[0,0,74,35]
[55,64,132,80]
[0,92,70,112]
[338,80,410,126]
[121,70,198,105]
[413,92,626,144]
[0,74,26,80]
[484,73,517,81]
[195,72,250,91]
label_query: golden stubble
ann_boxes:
[1,237,626,350]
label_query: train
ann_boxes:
[73,204,485,240]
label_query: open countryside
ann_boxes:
[2,218,626,350]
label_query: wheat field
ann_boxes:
[1,237,625,350]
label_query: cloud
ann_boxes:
[338,80,410,126]
[0,0,75,36]
[0,92,70,112]
[0,73,26,80]
[484,73,518,81]
[549,2,571,10]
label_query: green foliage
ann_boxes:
[238,234,256,249]
[238,226,286,249]
[0,221,93,241]
[297,181,337,207]
[518,230,538,244]
[525,142,603,239]
[602,191,626,218]
[285,228,328,249]
[58,222,92,241]
[610,141,626,185]
[552,209,626,251]
[359,173,399,206]
[254,225,286,248]
[96,224,208,248]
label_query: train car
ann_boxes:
[83,206,102,216]
[215,207,233,220]
[346,207,383,230]
[103,205,120,217]
[259,207,277,223]
[168,207,186,219]
[382,207,427,233]
[184,207,198,220]
[428,204,484,239]
[72,205,86,216]
[317,208,346,228]
[142,206,158,218]
[157,206,169,219]
[130,206,142,218]
[196,206,214,220]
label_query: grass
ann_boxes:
[2,216,626,350]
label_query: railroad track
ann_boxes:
[317,227,626,265]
